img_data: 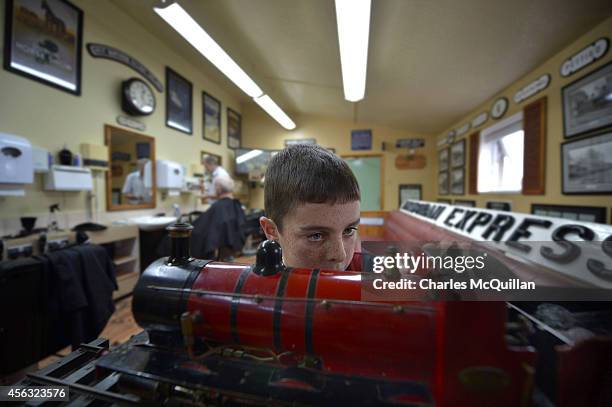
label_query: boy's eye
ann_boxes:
[343,227,358,237]
[307,233,324,242]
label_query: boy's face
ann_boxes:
[260,201,360,270]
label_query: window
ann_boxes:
[477,112,524,193]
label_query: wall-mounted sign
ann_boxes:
[491,97,509,120]
[117,115,146,131]
[401,200,612,289]
[395,153,426,170]
[87,43,164,92]
[395,138,425,148]
[513,74,550,104]
[351,129,372,150]
[560,37,609,78]
[284,138,316,146]
[456,123,470,136]
[471,112,488,128]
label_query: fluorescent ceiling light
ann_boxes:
[236,149,263,164]
[253,95,296,130]
[334,0,371,102]
[154,2,263,98]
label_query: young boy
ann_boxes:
[259,145,362,271]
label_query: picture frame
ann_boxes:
[398,184,422,207]
[486,201,512,211]
[227,108,242,149]
[201,151,222,167]
[562,61,612,138]
[561,131,612,194]
[438,148,449,172]
[3,0,83,95]
[450,139,465,168]
[450,167,465,195]
[531,203,606,224]
[454,199,476,207]
[202,91,221,144]
[351,129,372,150]
[438,171,449,195]
[284,138,316,147]
[166,67,193,134]
[437,199,451,204]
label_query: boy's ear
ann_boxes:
[259,216,279,241]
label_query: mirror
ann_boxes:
[105,124,156,211]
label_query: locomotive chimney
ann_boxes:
[253,240,286,276]
[166,223,194,265]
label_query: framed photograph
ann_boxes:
[450,167,465,195]
[562,131,612,194]
[531,204,606,224]
[166,67,192,134]
[398,184,422,207]
[203,91,221,144]
[438,148,449,172]
[351,129,372,150]
[227,108,241,149]
[562,61,612,138]
[438,171,449,195]
[201,151,222,167]
[3,0,83,95]
[450,139,465,168]
[486,201,512,211]
[454,199,476,207]
[285,138,316,147]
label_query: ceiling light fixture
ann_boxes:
[154,2,262,97]
[334,0,371,102]
[253,95,296,130]
[154,2,296,129]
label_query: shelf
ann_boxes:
[113,255,137,266]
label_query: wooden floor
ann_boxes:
[38,254,257,368]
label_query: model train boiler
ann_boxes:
[125,223,535,406]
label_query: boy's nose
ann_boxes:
[326,237,346,264]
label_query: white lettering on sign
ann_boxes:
[560,38,609,77]
[471,112,488,128]
[401,200,612,289]
[513,74,550,103]
[456,123,471,136]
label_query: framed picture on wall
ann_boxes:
[438,171,449,195]
[562,131,612,194]
[203,92,221,144]
[438,148,449,172]
[166,67,193,134]
[437,198,451,204]
[3,0,83,95]
[351,129,372,150]
[486,201,512,211]
[398,184,422,207]
[450,167,465,195]
[562,61,612,138]
[531,204,606,224]
[454,199,476,207]
[450,139,465,168]
[227,108,242,149]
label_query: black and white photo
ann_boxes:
[450,167,465,195]
[166,67,193,134]
[438,171,449,195]
[438,148,449,172]
[450,139,465,168]
[562,131,612,194]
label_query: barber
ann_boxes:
[202,154,232,204]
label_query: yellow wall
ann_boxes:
[0,0,241,222]
[434,14,612,217]
[241,104,436,210]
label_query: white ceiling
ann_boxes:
[111,0,612,134]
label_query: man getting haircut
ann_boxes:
[259,145,362,270]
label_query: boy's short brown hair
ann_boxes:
[264,145,361,230]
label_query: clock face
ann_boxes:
[127,79,155,114]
